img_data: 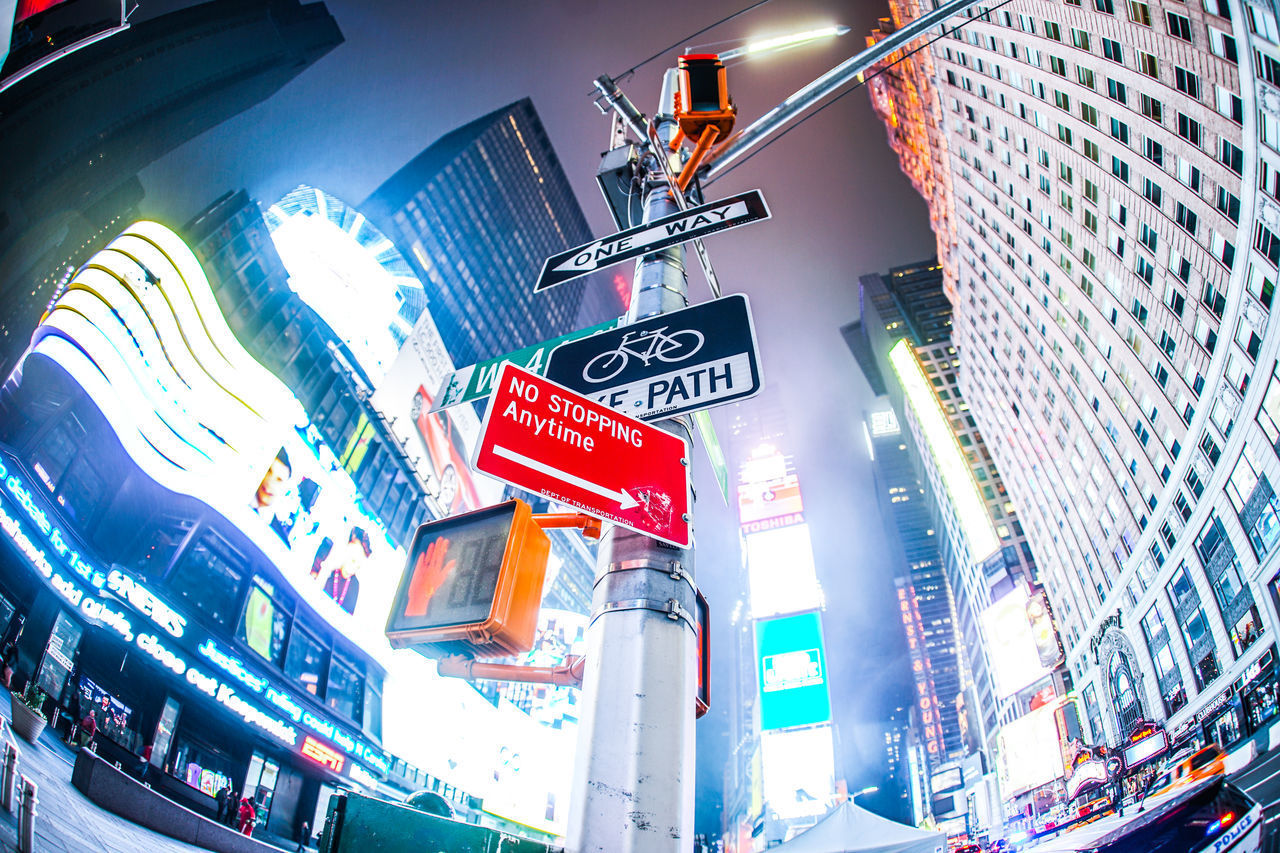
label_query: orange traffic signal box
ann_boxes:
[385,499,550,659]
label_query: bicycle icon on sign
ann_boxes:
[582,326,705,383]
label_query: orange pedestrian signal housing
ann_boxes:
[675,54,736,142]
[385,499,550,659]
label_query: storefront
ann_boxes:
[1175,644,1280,752]
[0,447,396,845]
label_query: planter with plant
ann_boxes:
[9,683,46,743]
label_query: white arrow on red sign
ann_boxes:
[473,363,691,547]
[491,445,639,510]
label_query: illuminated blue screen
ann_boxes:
[755,610,831,731]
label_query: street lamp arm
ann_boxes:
[701,0,988,181]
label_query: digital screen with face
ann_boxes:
[388,504,516,635]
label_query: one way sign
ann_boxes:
[534,189,770,293]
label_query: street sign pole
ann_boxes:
[566,69,698,851]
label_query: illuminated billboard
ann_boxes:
[996,702,1067,797]
[745,524,823,618]
[981,587,1055,699]
[26,222,407,657]
[755,611,831,731]
[265,186,426,388]
[760,725,837,819]
[370,309,502,517]
[888,339,999,560]
[737,473,804,526]
[23,221,575,825]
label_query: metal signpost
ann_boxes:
[534,189,770,292]
[472,363,692,548]
[545,292,762,421]
[429,317,623,412]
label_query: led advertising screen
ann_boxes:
[996,703,1067,797]
[737,473,804,526]
[981,586,1055,699]
[265,186,427,388]
[370,308,503,517]
[745,524,823,618]
[26,221,406,657]
[760,725,836,819]
[755,611,831,731]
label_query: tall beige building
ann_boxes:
[870,0,1280,757]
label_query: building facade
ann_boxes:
[361,98,625,369]
[869,0,1280,766]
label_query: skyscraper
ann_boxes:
[850,260,1062,834]
[362,98,625,369]
[870,0,1280,762]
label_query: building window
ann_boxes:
[284,623,329,697]
[1142,606,1187,715]
[1175,203,1199,237]
[1221,139,1245,174]
[1111,156,1131,183]
[1143,138,1164,168]
[239,577,291,667]
[1140,94,1163,123]
[1177,113,1203,147]
[1109,650,1144,733]
[326,654,364,723]
[1127,1,1152,26]
[1175,67,1201,99]
[167,531,245,630]
[1102,37,1122,62]
[1227,443,1280,558]
[1139,51,1160,78]
[1258,369,1280,453]
[1257,224,1280,267]
[1167,12,1193,40]
[1107,77,1127,105]
[1167,563,1218,689]
[1197,514,1260,657]
[1143,178,1163,207]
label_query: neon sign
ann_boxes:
[106,571,185,638]
[301,736,345,773]
[0,456,386,777]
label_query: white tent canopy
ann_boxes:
[770,801,947,853]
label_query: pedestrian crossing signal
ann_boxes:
[385,499,550,659]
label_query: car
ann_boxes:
[1147,744,1226,798]
[952,845,982,853]
[1032,777,1262,852]
[411,385,481,515]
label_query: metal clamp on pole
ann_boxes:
[590,558,698,634]
[17,774,35,853]
[1,740,19,813]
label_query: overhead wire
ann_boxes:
[590,0,774,96]
[705,0,1016,184]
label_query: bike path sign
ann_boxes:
[534,190,770,293]
[544,293,762,421]
[473,363,691,548]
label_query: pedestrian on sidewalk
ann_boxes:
[1,616,22,689]
[224,790,240,827]
[237,796,256,836]
[297,819,311,851]
[78,709,97,749]
[137,743,153,784]
[215,784,231,824]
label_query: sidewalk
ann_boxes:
[0,691,208,853]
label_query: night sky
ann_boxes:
[130,0,939,836]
